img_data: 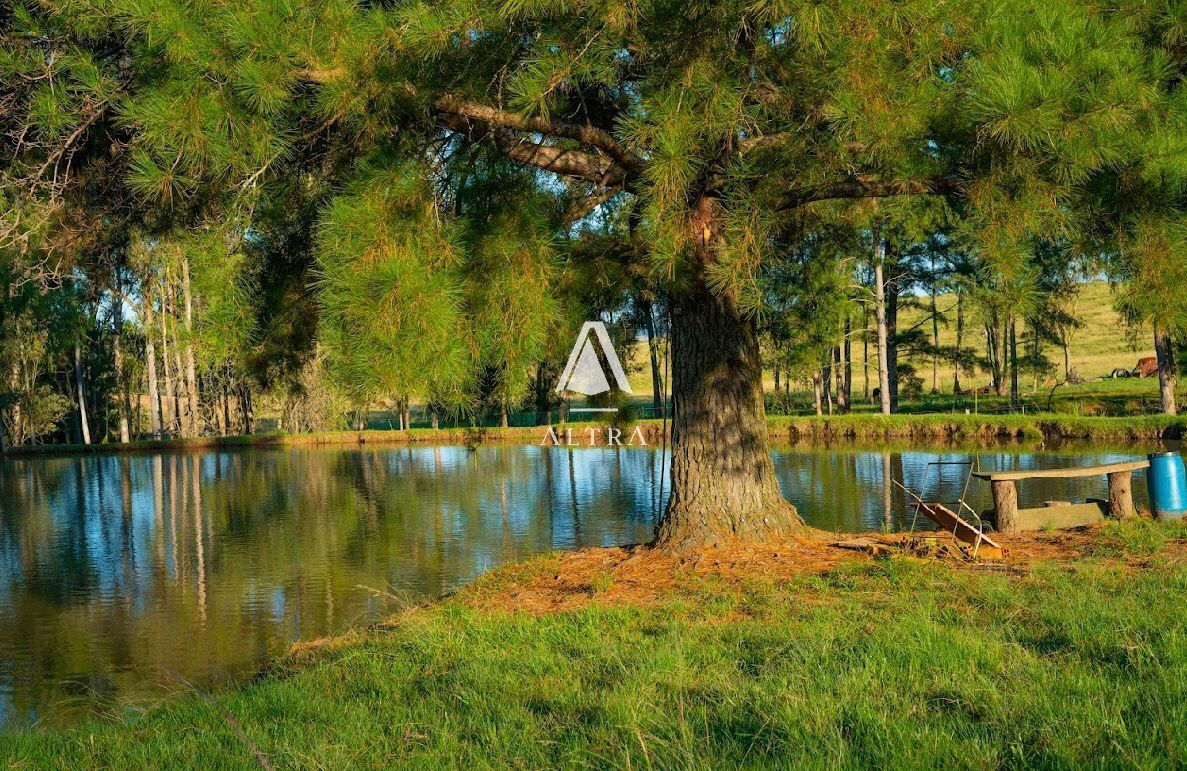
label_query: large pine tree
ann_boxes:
[3,0,1186,547]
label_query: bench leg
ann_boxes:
[992,480,1019,534]
[1107,470,1135,519]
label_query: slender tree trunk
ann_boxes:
[112,287,131,443]
[773,368,780,394]
[181,255,200,437]
[822,352,834,415]
[159,301,175,436]
[643,298,665,418]
[143,293,164,439]
[1154,325,1179,415]
[887,274,900,412]
[840,314,852,412]
[930,277,940,394]
[239,384,251,433]
[954,289,964,394]
[654,197,804,550]
[1031,327,1040,392]
[874,240,892,415]
[74,341,92,445]
[1009,315,1020,407]
[812,370,823,416]
[862,301,870,400]
[168,287,186,436]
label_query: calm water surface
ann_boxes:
[0,442,1157,728]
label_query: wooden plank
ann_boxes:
[916,502,1003,551]
[972,460,1148,482]
[1015,502,1107,531]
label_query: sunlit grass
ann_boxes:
[2,522,1185,768]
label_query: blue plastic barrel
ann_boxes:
[1147,451,1187,520]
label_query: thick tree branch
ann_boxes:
[433,95,642,175]
[779,176,959,210]
[438,112,631,187]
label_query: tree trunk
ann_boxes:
[1031,327,1040,392]
[812,370,824,416]
[862,301,870,400]
[887,274,900,412]
[159,302,175,436]
[1009,315,1019,407]
[181,255,200,437]
[996,321,1009,397]
[112,285,131,443]
[773,368,780,394]
[954,289,964,394]
[1154,325,1178,415]
[143,293,164,439]
[874,241,892,415]
[74,341,91,445]
[643,298,665,418]
[653,218,804,550]
[930,268,940,394]
[839,314,852,412]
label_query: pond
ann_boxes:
[0,441,1161,728]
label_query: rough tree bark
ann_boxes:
[653,197,805,550]
[1154,325,1178,416]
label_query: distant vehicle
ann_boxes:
[1111,357,1159,379]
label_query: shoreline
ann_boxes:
[3,413,1184,458]
[3,519,1185,765]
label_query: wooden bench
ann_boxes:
[973,460,1149,533]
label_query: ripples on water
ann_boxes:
[0,443,1154,727]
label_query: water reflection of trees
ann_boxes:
[0,446,660,727]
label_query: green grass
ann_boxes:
[3,521,1186,768]
[771,412,1187,441]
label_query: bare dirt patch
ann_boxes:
[456,523,1182,615]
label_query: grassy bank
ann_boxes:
[772,412,1187,442]
[3,412,1184,457]
[3,521,1185,767]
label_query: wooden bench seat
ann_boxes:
[972,460,1149,533]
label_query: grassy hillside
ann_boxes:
[622,280,1168,414]
[898,279,1152,392]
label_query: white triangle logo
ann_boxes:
[556,321,633,396]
